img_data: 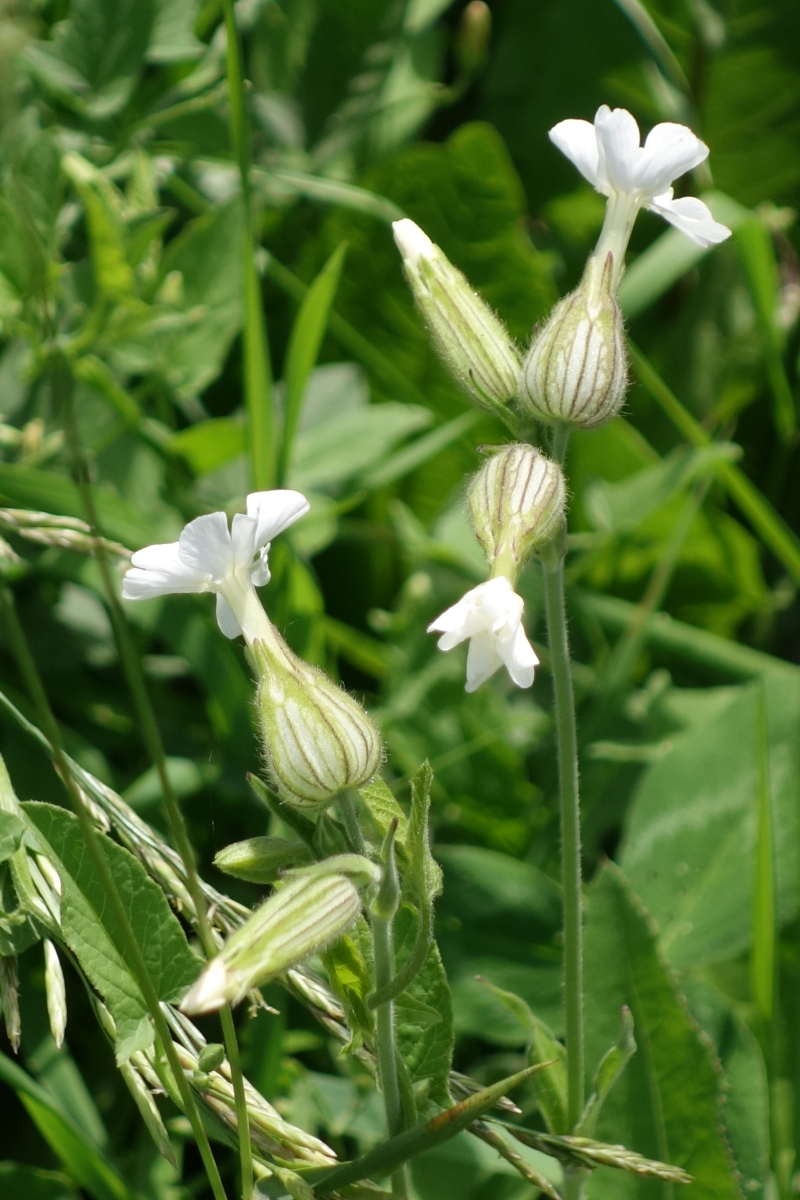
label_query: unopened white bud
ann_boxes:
[180,875,361,1013]
[44,939,67,1048]
[393,218,521,412]
[521,253,627,429]
[0,956,20,1052]
[253,630,383,810]
[468,444,565,578]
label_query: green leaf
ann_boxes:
[0,1162,79,1200]
[22,803,199,1062]
[582,864,741,1200]
[279,243,347,485]
[359,777,409,846]
[407,763,442,905]
[0,1053,132,1200]
[394,903,454,1111]
[621,674,800,968]
[751,686,776,1022]
[147,0,203,62]
[169,417,245,476]
[25,0,155,117]
[0,812,23,863]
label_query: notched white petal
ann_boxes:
[549,119,603,190]
[247,489,310,549]
[179,511,234,579]
[648,191,731,247]
[637,122,708,193]
[428,577,536,692]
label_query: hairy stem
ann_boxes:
[544,423,584,1139]
[57,363,253,1199]
[0,586,229,1200]
[371,912,409,1197]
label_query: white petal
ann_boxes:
[230,512,257,569]
[251,547,271,588]
[635,122,708,195]
[595,105,642,193]
[179,512,233,581]
[499,622,538,689]
[392,219,434,270]
[215,593,242,639]
[123,542,209,599]
[549,119,604,191]
[465,632,503,693]
[428,594,474,637]
[247,490,310,550]
[180,958,229,1015]
[647,192,732,247]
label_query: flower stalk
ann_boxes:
[540,425,584,1158]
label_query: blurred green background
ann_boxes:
[0,0,800,1196]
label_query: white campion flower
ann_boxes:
[428,575,538,693]
[550,105,730,288]
[122,490,309,643]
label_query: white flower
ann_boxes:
[428,576,538,693]
[122,490,309,642]
[550,106,730,279]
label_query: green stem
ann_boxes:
[57,364,253,1199]
[221,0,275,490]
[371,913,409,1198]
[0,586,229,1200]
[338,789,367,856]
[544,424,584,1138]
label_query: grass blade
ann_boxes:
[278,243,347,485]
[308,1064,543,1193]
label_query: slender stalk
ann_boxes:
[371,913,409,1198]
[57,365,254,1199]
[543,424,584,1141]
[0,586,229,1200]
[221,0,275,490]
[338,789,367,856]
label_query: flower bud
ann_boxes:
[214,837,313,884]
[252,630,383,810]
[44,939,67,1049]
[520,253,627,429]
[181,874,361,1013]
[393,218,521,412]
[468,444,566,577]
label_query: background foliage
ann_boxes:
[0,0,799,1197]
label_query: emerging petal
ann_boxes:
[123,542,210,599]
[247,490,310,550]
[594,105,642,193]
[498,621,538,689]
[230,512,258,570]
[549,119,604,191]
[636,122,708,195]
[215,593,242,639]
[648,191,732,247]
[465,631,503,693]
[179,512,233,580]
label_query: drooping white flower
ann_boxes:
[428,575,538,693]
[550,105,730,287]
[122,490,309,643]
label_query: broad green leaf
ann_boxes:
[751,686,776,1021]
[583,864,741,1200]
[0,812,23,862]
[23,803,199,1062]
[621,674,800,967]
[279,243,347,485]
[359,776,409,845]
[147,0,203,62]
[0,1053,132,1200]
[0,1162,79,1200]
[360,410,481,492]
[407,763,442,905]
[394,903,454,1111]
[24,0,155,117]
[290,402,432,493]
[169,417,244,475]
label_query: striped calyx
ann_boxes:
[252,629,383,810]
[180,875,361,1013]
[520,252,628,429]
[393,219,521,413]
[468,444,566,577]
